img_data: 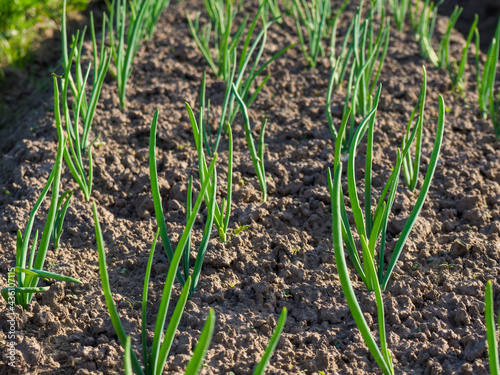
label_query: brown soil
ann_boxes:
[0,1,499,374]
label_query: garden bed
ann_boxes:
[0,0,499,374]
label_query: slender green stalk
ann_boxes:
[410,0,441,67]
[476,17,500,137]
[107,0,151,108]
[190,6,293,138]
[450,14,477,91]
[381,95,445,290]
[52,190,73,250]
[259,0,282,23]
[401,66,427,192]
[93,194,214,374]
[186,83,233,243]
[331,84,445,291]
[149,109,218,294]
[144,0,171,39]
[437,6,462,70]
[184,308,215,375]
[253,308,287,375]
[187,0,243,81]
[292,0,329,68]
[328,164,394,375]
[233,85,268,202]
[327,3,390,150]
[60,9,111,202]
[485,281,500,375]
[388,0,410,31]
[328,0,351,86]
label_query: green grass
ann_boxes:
[0,0,88,70]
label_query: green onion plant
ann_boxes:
[107,0,152,108]
[436,6,478,90]
[448,14,478,91]
[188,12,291,158]
[329,85,445,291]
[326,4,390,150]
[328,0,350,81]
[328,162,394,375]
[189,5,292,133]
[476,17,500,137]
[401,66,426,191]
[223,15,293,130]
[93,203,215,375]
[187,0,240,81]
[186,75,234,243]
[0,75,82,309]
[233,84,268,203]
[143,0,171,39]
[409,0,441,67]
[60,13,111,202]
[150,110,218,296]
[485,281,500,375]
[388,0,410,32]
[437,6,462,70]
[259,0,282,23]
[291,0,329,68]
[52,190,73,250]
[409,2,477,91]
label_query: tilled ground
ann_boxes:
[0,1,500,374]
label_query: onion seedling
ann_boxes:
[327,4,390,150]
[189,5,293,134]
[51,190,73,250]
[401,66,426,192]
[93,204,215,375]
[388,0,410,32]
[149,110,218,295]
[107,0,152,109]
[485,281,500,375]
[224,16,293,130]
[437,6,462,71]
[476,17,500,137]
[409,0,441,67]
[62,1,110,136]
[328,0,350,83]
[0,75,82,309]
[449,14,478,91]
[187,0,241,81]
[186,78,233,243]
[259,0,282,23]
[436,5,477,90]
[60,10,111,202]
[330,85,445,291]
[253,307,287,375]
[233,84,268,203]
[143,0,171,40]
[328,163,394,375]
[292,0,329,68]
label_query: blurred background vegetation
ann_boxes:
[0,0,89,70]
